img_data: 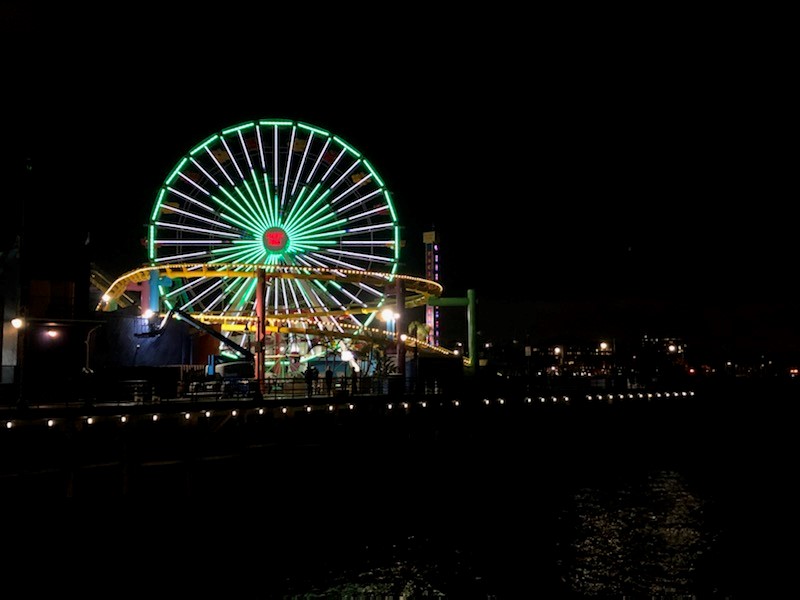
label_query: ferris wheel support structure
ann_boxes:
[428,289,478,375]
[255,267,266,383]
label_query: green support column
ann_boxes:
[427,288,477,375]
[466,289,477,376]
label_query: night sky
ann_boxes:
[1,6,795,361]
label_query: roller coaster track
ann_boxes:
[96,263,443,318]
[95,263,455,357]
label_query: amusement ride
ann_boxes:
[95,119,459,383]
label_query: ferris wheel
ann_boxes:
[147,119,401,337]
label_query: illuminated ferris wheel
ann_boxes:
[147,119,401,334]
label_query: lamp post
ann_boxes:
[341,348,355,394]
[11,316,25,408]
[553,345,563,376]
[341,349,353,377]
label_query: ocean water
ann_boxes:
[230,385,792,598]
[2,380,793,597]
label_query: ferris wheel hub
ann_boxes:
[263,226,289,254]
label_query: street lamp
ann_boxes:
[11,316,26,407]
[341,349,354,365]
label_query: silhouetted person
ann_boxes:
[305,366,314,397]
[312,365,320,394]
[351,370,358,395]
[325,366,333,396]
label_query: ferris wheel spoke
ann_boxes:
[209,241,265,264]
[153,250,214,263]
[326,249,394,264]
[200,279,239,314]
[290,221,347,250]
[327,160,362,199]
[344,204,392,223]
[188,157,221,187]
[204,145,237,187]
[204,182,268,235]
[333,281,368,307]
[313,280,362,316]
[294,279,326,314]
[305,137,331,184]
[168,179,261,234]
[319,147,347,183]
[165,280,217,314]
[223,139,271,228]
[234,178,269,231]
[165,186,217,215]
[291,131,315,196]
[248,169,272,227]
[283,184,327,231]
[279,125,298,209]
[308,252,367,272]
[296,254,333,271]
[152,221,241,239]
[271,124,280,198]
[340,239,395,247]
[334,189,384,216]
[212,189,267,233]
[164,276,210,301]
[159,204,237,231]
[222,277,256,314]
[221,137,246,180]
[180,279,225,310]
[286,279,305,314]
[347,223,395,234]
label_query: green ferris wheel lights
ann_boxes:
[332,136,360,157]
[189,134,221,156]
[297,122,329,137]
[150,119,400,324]
[222,123,255,136]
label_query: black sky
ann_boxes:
[1,5,796,360]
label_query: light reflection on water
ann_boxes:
[558,469,713,597]
[271,468,724,598]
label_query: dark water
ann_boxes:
[2,382,794,597]
[234,386,791,598]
